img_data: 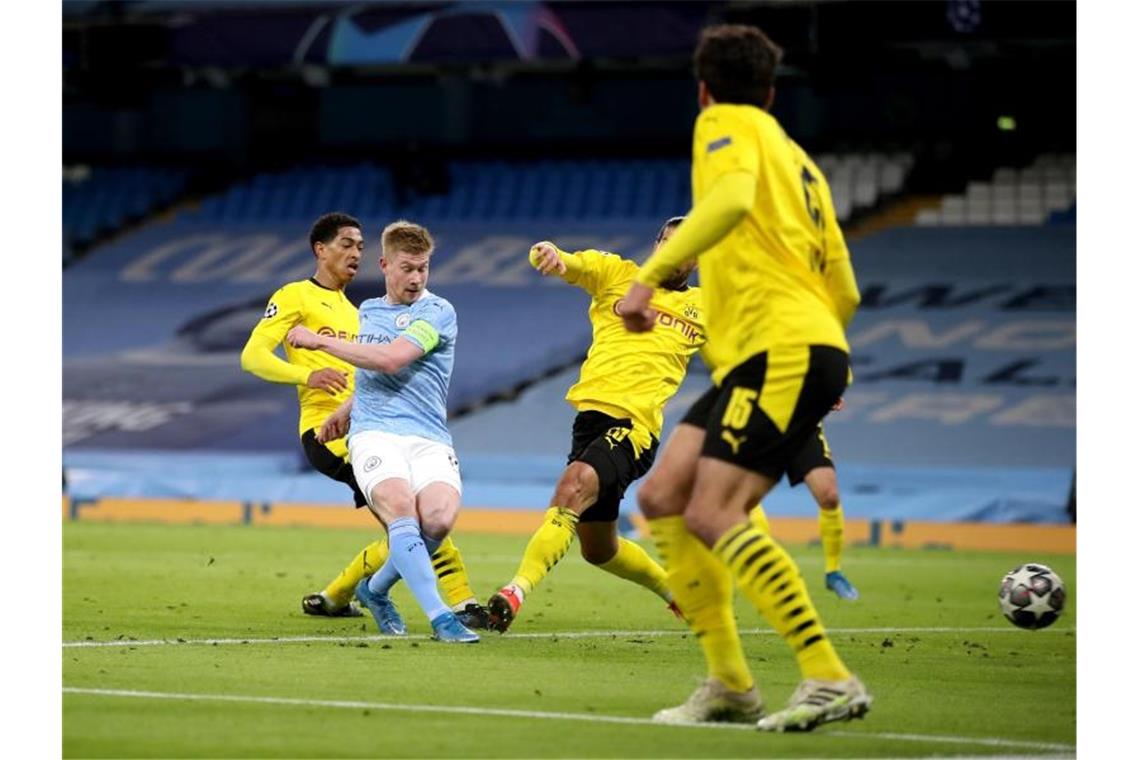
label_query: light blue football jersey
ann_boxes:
[349,290,457,446]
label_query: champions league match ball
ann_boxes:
[998,563,1066,630]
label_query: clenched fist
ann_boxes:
[287,325,322,349]
[307,367,348,395]
[529,241,567,276]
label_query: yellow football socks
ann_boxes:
[597,538,671,602]
[819,504,845,573]
[322,535,477,609]
[714,522,850,682]
[649,516,754,693]
[748,502,771,534]
[509,506,580,595]
[322,538,388,608]
[430,536,478,608]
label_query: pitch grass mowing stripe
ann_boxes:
[63,625,1075,649]
[62,687,1075,754]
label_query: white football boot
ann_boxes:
[652,678,764,724]
[756,675,871,732]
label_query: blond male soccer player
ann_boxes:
[287,221,480,642]
[622,26,870,731]
[485,217,700,632]
[240,212,486,627]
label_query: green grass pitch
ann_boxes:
[63,522,1075,758]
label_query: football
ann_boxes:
[998,563,1066,630]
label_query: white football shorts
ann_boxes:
[348,430,462,507]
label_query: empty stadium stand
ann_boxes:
[814,152,914,222]
[188,154,913,225]
[916,153,1076,226]
[63,166,191,254]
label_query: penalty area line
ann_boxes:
[62,625,1076,649]
[62,687,1075,754]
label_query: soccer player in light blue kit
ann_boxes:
[286,220,479,643]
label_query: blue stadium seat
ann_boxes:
[63,166,190,251]
[113,158,691,231]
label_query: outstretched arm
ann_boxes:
[529,241,629,296]
[528,241,595,282]
[240,294,348,394]
[286,327,425,374]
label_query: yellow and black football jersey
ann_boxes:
[556,249,704,452]
[690,103,850,383]
[242,278,359,439]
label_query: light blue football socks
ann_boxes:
[368,516,449,622]
[366,529,442,597]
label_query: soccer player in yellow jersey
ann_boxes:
[621,26,871,731]
[746,417,859,601]
[240,212,486,626]
[485,217,701,632]
[799,421,859,600]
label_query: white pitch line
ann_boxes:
[62,687,1075,754]
[467,554,1067,568]
[62,625,1075,649]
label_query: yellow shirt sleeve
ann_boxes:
[532,246,627,295]
[817,176,860,327]
[240,285,310,386]
[693,106,762,185]
[824,259,860,329]
[637,107,761,287]
[636,171,755,287]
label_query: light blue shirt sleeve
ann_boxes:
[401,299,457,354]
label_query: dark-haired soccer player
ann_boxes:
[622,26,870,731]
[485,217,699,632]
[240,212,486,627]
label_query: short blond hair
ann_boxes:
[381,220,434,259]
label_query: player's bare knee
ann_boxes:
[580,540,617,565]
[419,511,454,540]
[683,507,719,547]
[553,462,599,512]
[369,486,415,524]
[810,475,840,510]
[817,488,840,511]
[638,475,683,519]
[581,545,615,565]
[417,487,460,539]
[419,501,458,537]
